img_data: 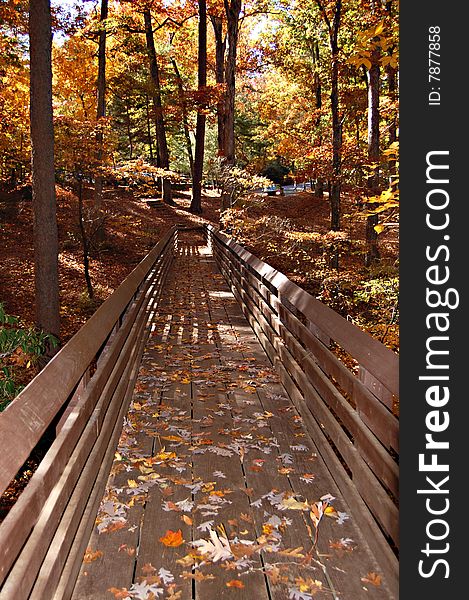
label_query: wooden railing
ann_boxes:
[206,224,399,584]
[0,226,177,599]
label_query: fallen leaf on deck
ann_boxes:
[160,529,185,547]
[361,572,382,586]
[83,548,103,563]
[279,547,305,558]
[141,563,157,575]
[226,579,245,588]
[181,570,215,581]
[193,529,233,562]
[108,587,131,599]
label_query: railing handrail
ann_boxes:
[206,224,398,398]
[0,226,177,496]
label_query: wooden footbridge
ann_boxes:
[0,225,399,599]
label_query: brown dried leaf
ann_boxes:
[361,572,382,586]
[141,563,157,576]
[83,548,103,563]
[108,587,130,599]
[278,547,305,558]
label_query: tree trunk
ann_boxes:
[365,45,381,267]
[144,9,173,204]
[29,0,60,344]
[77,178,94,299]
[170,57,194,179]
[385,3,397,187]
[220,0,241,213]
[145,94,154,162]
[94,0,108,240]
[191,0,207,214]
[125,99,133,159]
[329,1,342,234]
[313,39,324,197]
[315,0,342,268]
[223,0,241,165]
[210,14,226,157]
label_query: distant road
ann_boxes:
[253,183,313,197]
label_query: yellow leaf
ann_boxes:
[280,496,309,511]
[324,505,338,517]
[373,21,385,36]
[374,224,385,234]
[362,58,372,70]
[162,435,184,442]
[181,570,215,581]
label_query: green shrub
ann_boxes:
[0,303,58,411]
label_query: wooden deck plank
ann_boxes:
[175,247,270,599]
[217,285,390,600]
[187,253,332,599]
[71,239,397,600]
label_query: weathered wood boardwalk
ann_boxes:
[71,233,394,600]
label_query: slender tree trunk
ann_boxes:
[170,57,194,179]
[313,39,324,198]
[329,1,342,234]
[191,0,207,214]
[94,0,108,227]
[223,0,241,165]
[385,2,397,187]
[387,64,397,160]
[145,94,154,162]
[365,45,381,266]
[220,0,241,213]
[29,0,60,343]
[144,9,173,204]
[316,0,342,268]
[77,178,94,299]
[125,99,133,159]
[210,14,226,157]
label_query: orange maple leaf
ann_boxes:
[226,579,245,588]
[160,529,185,547]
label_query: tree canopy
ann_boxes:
[0,0,399,406]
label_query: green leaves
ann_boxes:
[0,302,59,409]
